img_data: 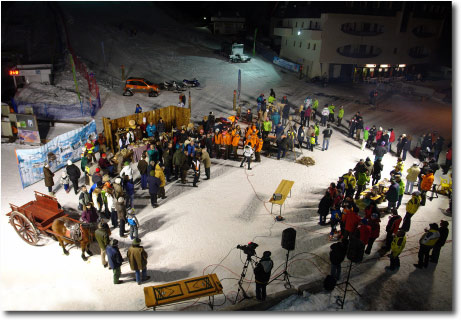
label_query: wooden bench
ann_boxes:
[144,274,223,310]
[269,179,295,216]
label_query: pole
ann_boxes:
[238,69,241,106]
[188,90,191,110]
[233,90,237,111]
[121,65,125,81]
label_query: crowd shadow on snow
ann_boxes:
[137,213,169,238]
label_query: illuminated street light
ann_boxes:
[297,30,301,35]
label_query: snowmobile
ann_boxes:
[162,80,186,92]
[183,78,200,87]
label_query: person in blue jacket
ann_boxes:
[124,176,135,209]
[146,122,156,137]
[271,110,281,128]
[135,104,142,114]
[106,239,124,284]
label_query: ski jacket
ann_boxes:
[106,245,123,269]
[338,108,344,119]
[406,195,421,214]
[391,235,406,257]
[342,174,356,189]
[254,257,273,284]
[386,215,402,235]
[243,145,254,158]
[322,128,333,138]
[419,229,440,247]
[386,183,399,202]
[421,173,434,191]
[342,209,360,233]
[358,224,371,245]
[330,242,347,265]
[321,108,329,116]
[373,145,387,158]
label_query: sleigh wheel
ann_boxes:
[10,211,39,245]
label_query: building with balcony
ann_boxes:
[272,1,450,81]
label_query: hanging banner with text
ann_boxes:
[273,57,300,73]
[15,120,97,189]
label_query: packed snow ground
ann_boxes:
[0,2,454,312]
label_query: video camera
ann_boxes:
[237,242,258,257]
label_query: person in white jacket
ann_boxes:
[106,190,118,228]
[120,161,133,182]
[321,106,329,127]
[240,143,254,170]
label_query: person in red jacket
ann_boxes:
[357,219,372,246]
[380,209,402,255]
[341,204,361,240]
[388,128,395,153]
[365,213,381,254]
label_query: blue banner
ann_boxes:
[15,120,97,189]
[273,57,300,72]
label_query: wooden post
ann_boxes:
[121,65,125,81]
[233,90,236,111]
[188,90,191,110]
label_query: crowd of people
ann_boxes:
[39,88,451,292]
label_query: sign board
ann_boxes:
[273,57,300,72]
[15,120,97,188]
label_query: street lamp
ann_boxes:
[297,30,301,35]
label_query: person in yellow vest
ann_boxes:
[85,139,97,162]
[223,129,233,160]
[231,126,241,161]
[246,132,258,150]
[268,95,276,105]
[386,229,406,272]
[255,134,264,162]
[213,129,222,159]
[414,223,440,269]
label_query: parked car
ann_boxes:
[123,77,159,97]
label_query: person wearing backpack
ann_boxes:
[126,208,139,240]
[254,251,273,301]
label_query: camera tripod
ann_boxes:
[269,249,292,289]
[234,254,256,304]
[335,260,361,309]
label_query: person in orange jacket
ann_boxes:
[213,129,223,159]
[223,130,232,160]
[231,126,241,161]
[420,170,434,206]
[254,134,264,162]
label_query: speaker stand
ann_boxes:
[335,260,361,309]
[269,250,292,289]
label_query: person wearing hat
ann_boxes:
[85,139,97,162]
[98,153,114,176]
[420,169,434,206]
[113,177,124,200]
[127,238,150,285]
[401,191,422,232]
[135,104,142,114]
[415,223,440,269]
[95,222,110,268]
[123,175,135,209]
[66,160,81,194]
[361,126,369,150]
[147,169,161,207]
[254,251,273,301]
[431,220,450,263]
[321,124,333,151]
[106,239,124,284]
[60,171,70,194]
[116,196,128,237]
[355,169,370,200]
[329,239,348,281]
[373,140,387,162]
[92,167,103,186]
[365,212,381,255]
[120,161,133,182]
[405,162,420,195]
[78,185,91,210]
[43,163,55,196]
[126,208,139,240]
[396,134,408,159]
[386,229,406,272]
[81,202,98,224]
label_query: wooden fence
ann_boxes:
[102,105,190,153]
